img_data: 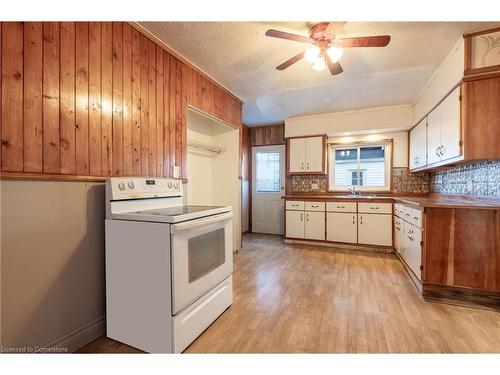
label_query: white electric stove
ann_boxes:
[105,177,233,353]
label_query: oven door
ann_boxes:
[170,211,233,314]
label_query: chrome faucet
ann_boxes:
[348,185,358,197]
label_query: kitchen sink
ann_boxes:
[334,194,380,199]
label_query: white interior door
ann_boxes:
[252,145,285,235]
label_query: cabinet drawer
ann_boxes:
[326,201,357,213]
[358,202,392,214]
[394,203,405,217]
[402,206,413,222]
[305,201,325,212]
[410,208,422,228]
[286,200,304,210]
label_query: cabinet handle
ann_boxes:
[360,216,363,224]
[413,216,418,220]
[405,213,410,217]
[369,206,380,210]
[436,148,440,157]
[306,162,310,170]
[301,162,304,170]
[352,215,356,224]
[306,213,309,222]
[441,145,446,155]
[311,205,319,208]
[300,213,303,221]
[336,205,345,209]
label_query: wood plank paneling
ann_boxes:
[131,28,141,176]
[163,51,171,177]
[112,22,123,176]
[89,22,102,176]
[250,125,285,146]
[23,22,43,173]
[148,40,157,177]
[156,45,164,177]
[75,22,90,175]
[42,22,60,173]
[122,23,133,176]
[59,22,76,174]
[101,22,113,176]
[0,22,242,180]
[140,34,149,177]
[1,23,24,172]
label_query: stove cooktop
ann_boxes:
[111,205,232,223]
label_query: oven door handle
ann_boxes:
[170,212,233,233]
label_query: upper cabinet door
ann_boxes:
[439,87,461,162]
[305,136,324,172]
[409,118,427,170]
[427,103,442,165]
[288,138,306,173]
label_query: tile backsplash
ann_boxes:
[289,167,430,194]
[288,161,500,197]
[430,160,500,197]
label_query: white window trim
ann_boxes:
[328,139,393,192]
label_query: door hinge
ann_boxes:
[420,241,424,247]
[459,140,463,147]
[420,265,424,270]
[459,94,462,101]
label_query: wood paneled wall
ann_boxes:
[241,125,251,181]
[250,124,284,146]
[0,22,242,180]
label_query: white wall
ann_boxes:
[412,38,464,123]
[1,180,105,351]
[187,109,241,251]
[285,104,413,138]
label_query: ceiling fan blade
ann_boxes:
[327,59,343,75]
[265,29,310,44]
[335,35,391,48]
[276,51,305,70]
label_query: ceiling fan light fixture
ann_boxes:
[305,46,321,63]
[327,46,344,63]
[312,56,326,71]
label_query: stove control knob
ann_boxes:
[118,182,126,191]
[127,181,135,189]
[174,182,179,190]
[168,181,173,189]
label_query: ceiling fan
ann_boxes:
[265,22,391,75]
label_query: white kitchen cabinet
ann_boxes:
[427,104,442,165]
[358,213,392,246]
[426,87,461,166]
[439,87,461,162]
[409,118,427,170]
[285,210,304,238]
[287,136,324,173]
[326,212,357,244]
[394,216,403,254]
[288,138,306,173]
[305,212,325,240]
[402,223,422,280]
[305,136,323,172]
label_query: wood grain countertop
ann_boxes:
[284,194,500,209]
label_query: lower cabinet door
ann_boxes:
[358,213,392,246]
[285,210,304,239]
[304,212,325,240]
[394,216,401,253]
[327,212,357,244]
[404,223,422,280]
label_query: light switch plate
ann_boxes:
[172,166,180,178]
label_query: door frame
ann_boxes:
[251,144,286,235]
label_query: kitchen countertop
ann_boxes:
[284,194,500,209]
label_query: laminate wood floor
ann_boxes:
[78,233,500,353]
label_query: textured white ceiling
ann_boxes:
[140,21,497,125]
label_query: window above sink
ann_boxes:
[328,139,393,192]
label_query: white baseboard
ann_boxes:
[42,315,106,353]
